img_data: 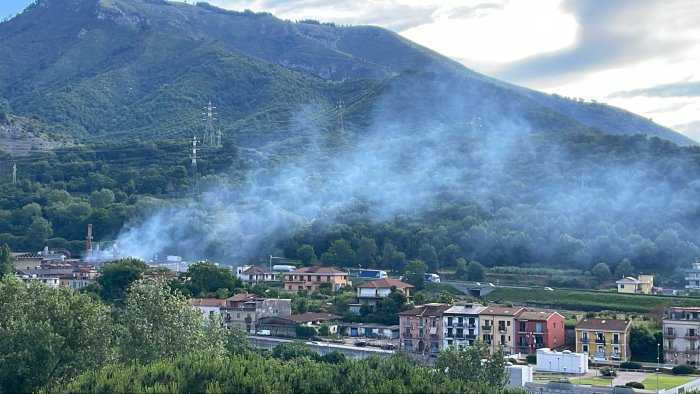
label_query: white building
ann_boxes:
[663,307,700,365]
[441,304,486,349]
[686,263,700,290]
[535,348,588,374]
[506,365,533,388]
[236,265,277,284]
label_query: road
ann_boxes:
[247,335,396,359]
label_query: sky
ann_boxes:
[2,0,699,141]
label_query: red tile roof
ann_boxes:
[190,298,226,307]
[517,311,564,321]
[288,266,347,275]
[358,278,414,289]
[478,306,525,316]
[398,303,451,317]
[575,318,631,332]
[242,266,275,275]
[225,293,262,303]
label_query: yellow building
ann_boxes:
[283,266,349,292]
[478,306,525,356]
[575,318,632,362]
[616,275,654,294]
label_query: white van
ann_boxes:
[256,329,271,336]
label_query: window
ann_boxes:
[582,345,588,353]
[236,313,240,318]
[507,321,511,326]
[519,322,526,332]
[447,317,453,326]
[535,323,542,333]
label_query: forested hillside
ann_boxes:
[1,0,699,282]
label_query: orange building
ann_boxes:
[283,266,349,292]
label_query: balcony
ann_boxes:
[687,349,700,354]
[666,332,676,339]
[686,333,699,340]
[611,353,622,360]
[482,325,492,332]
[465,334,477,340]
[581,337,589,343]
[595,338,606,344]
[402,333,412,339]
[535,343,545,348]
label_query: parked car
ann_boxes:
[256,329,271,336]
[381,343,398,350]
[354,340,367,347]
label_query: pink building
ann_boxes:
[398,303,451,355]
[515,311,566,355]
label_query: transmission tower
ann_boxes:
[336,100,345,133]
[12,163,16,183]
[216,125,222,148]
[202,101,217,147]
[189,136,198,198]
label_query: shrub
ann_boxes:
[672,364,696,375]
[625,381,645,389]
[620,361,642,369]
[600,366,616,377]
[525,355,537,364]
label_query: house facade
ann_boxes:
[441,304,486,349]
[479,306,525,355]
[686,263,700,290]
[399,303,451,355]
[616,275,654,294]
[663,307,700,365]
[191,298,227,320]
[356,278,413,306]
[283,266,349,292]
[257,312,342,337]
[235,265,277,285]
[514,311,566,355]
[220,293,291,333]
[575,318,631,362]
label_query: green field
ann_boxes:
[484,287,700,313]
[641,374,695,390]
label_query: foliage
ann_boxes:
[181,261,242,298]
[620,361,642,369]
[117,278,226,365]
[434,340,508,389]
[672,364,696,375]
[625,381,645,389]
[630,325,661,362]
[591,262,612,283]
[94,257,149,306]
[295,324,317,339]
[320,351,346,364]
[272,341,320,361]
[600,366,617,377]
[466,260,486,281]
[526,354,537,364]
[0,276,114,393]
[0,243,13,278]
[404,260,427,290]
[54,350,516,394]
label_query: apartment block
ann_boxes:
[663,307,700,365]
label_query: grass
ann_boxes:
[641,375,695,391]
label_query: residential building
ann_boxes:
[535,348,588,373]
[575,318,631,362]
[356,278,413,307]
[515,311,566,355]
[341,323,399,339]
[686,263,700,290]
[191,298,226,320]
[235,265,277,285]
[257,312,342,337]
[399,303,451,354]
[16,274,60,288]
[220,293,291,333]
[283,266,349,292]
[616,275,654,294]
[479,306,525,355]
[663,307,700,365]
[441,304,486,349]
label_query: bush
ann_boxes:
[525,355,537,364]
[625,381,645,389]
[619,361,642,369]
[672,364,696,375]
[600,366,617,377]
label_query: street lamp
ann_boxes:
[656,368,659,393]
[557,356,560,373]
[578,366,582,385]
[549,361,552,375]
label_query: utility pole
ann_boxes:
[202,101,217,147]
[190,136,198,198]
[336,100,344,133]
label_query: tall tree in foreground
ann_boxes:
[0,243,14,278]
[434,340,508,389]
[0,276,114,393]
[117,278,227,365]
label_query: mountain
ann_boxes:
[2,0,700,280]
[0,0,692,148]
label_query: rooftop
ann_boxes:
[288,266,347,274]
[444,304,486,315]
[284,312,342,323]
[398,303,451,317]
[517,311,563,321]
[478,306,525,316]
[191,298,226,307]
[575,318,631,331]
[358,278,413,289]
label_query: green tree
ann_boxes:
[182,261,242,297]
[27,216,53,246]
[0,276,115,393]
[592,262,612,283]
[96,257,148,306]
[615,258,635,278]
[630,325,658,362]
[272,341,320,361]
[434,340,508,389]
[320,239,355,267]
[404,260,427,290]
[118,278,226,365]
[466,260,486,281]
[296,244,317,266]
[88,188,115,209]
[0,243,14,278]
[355,236,378,268]
[419,243,439,273]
